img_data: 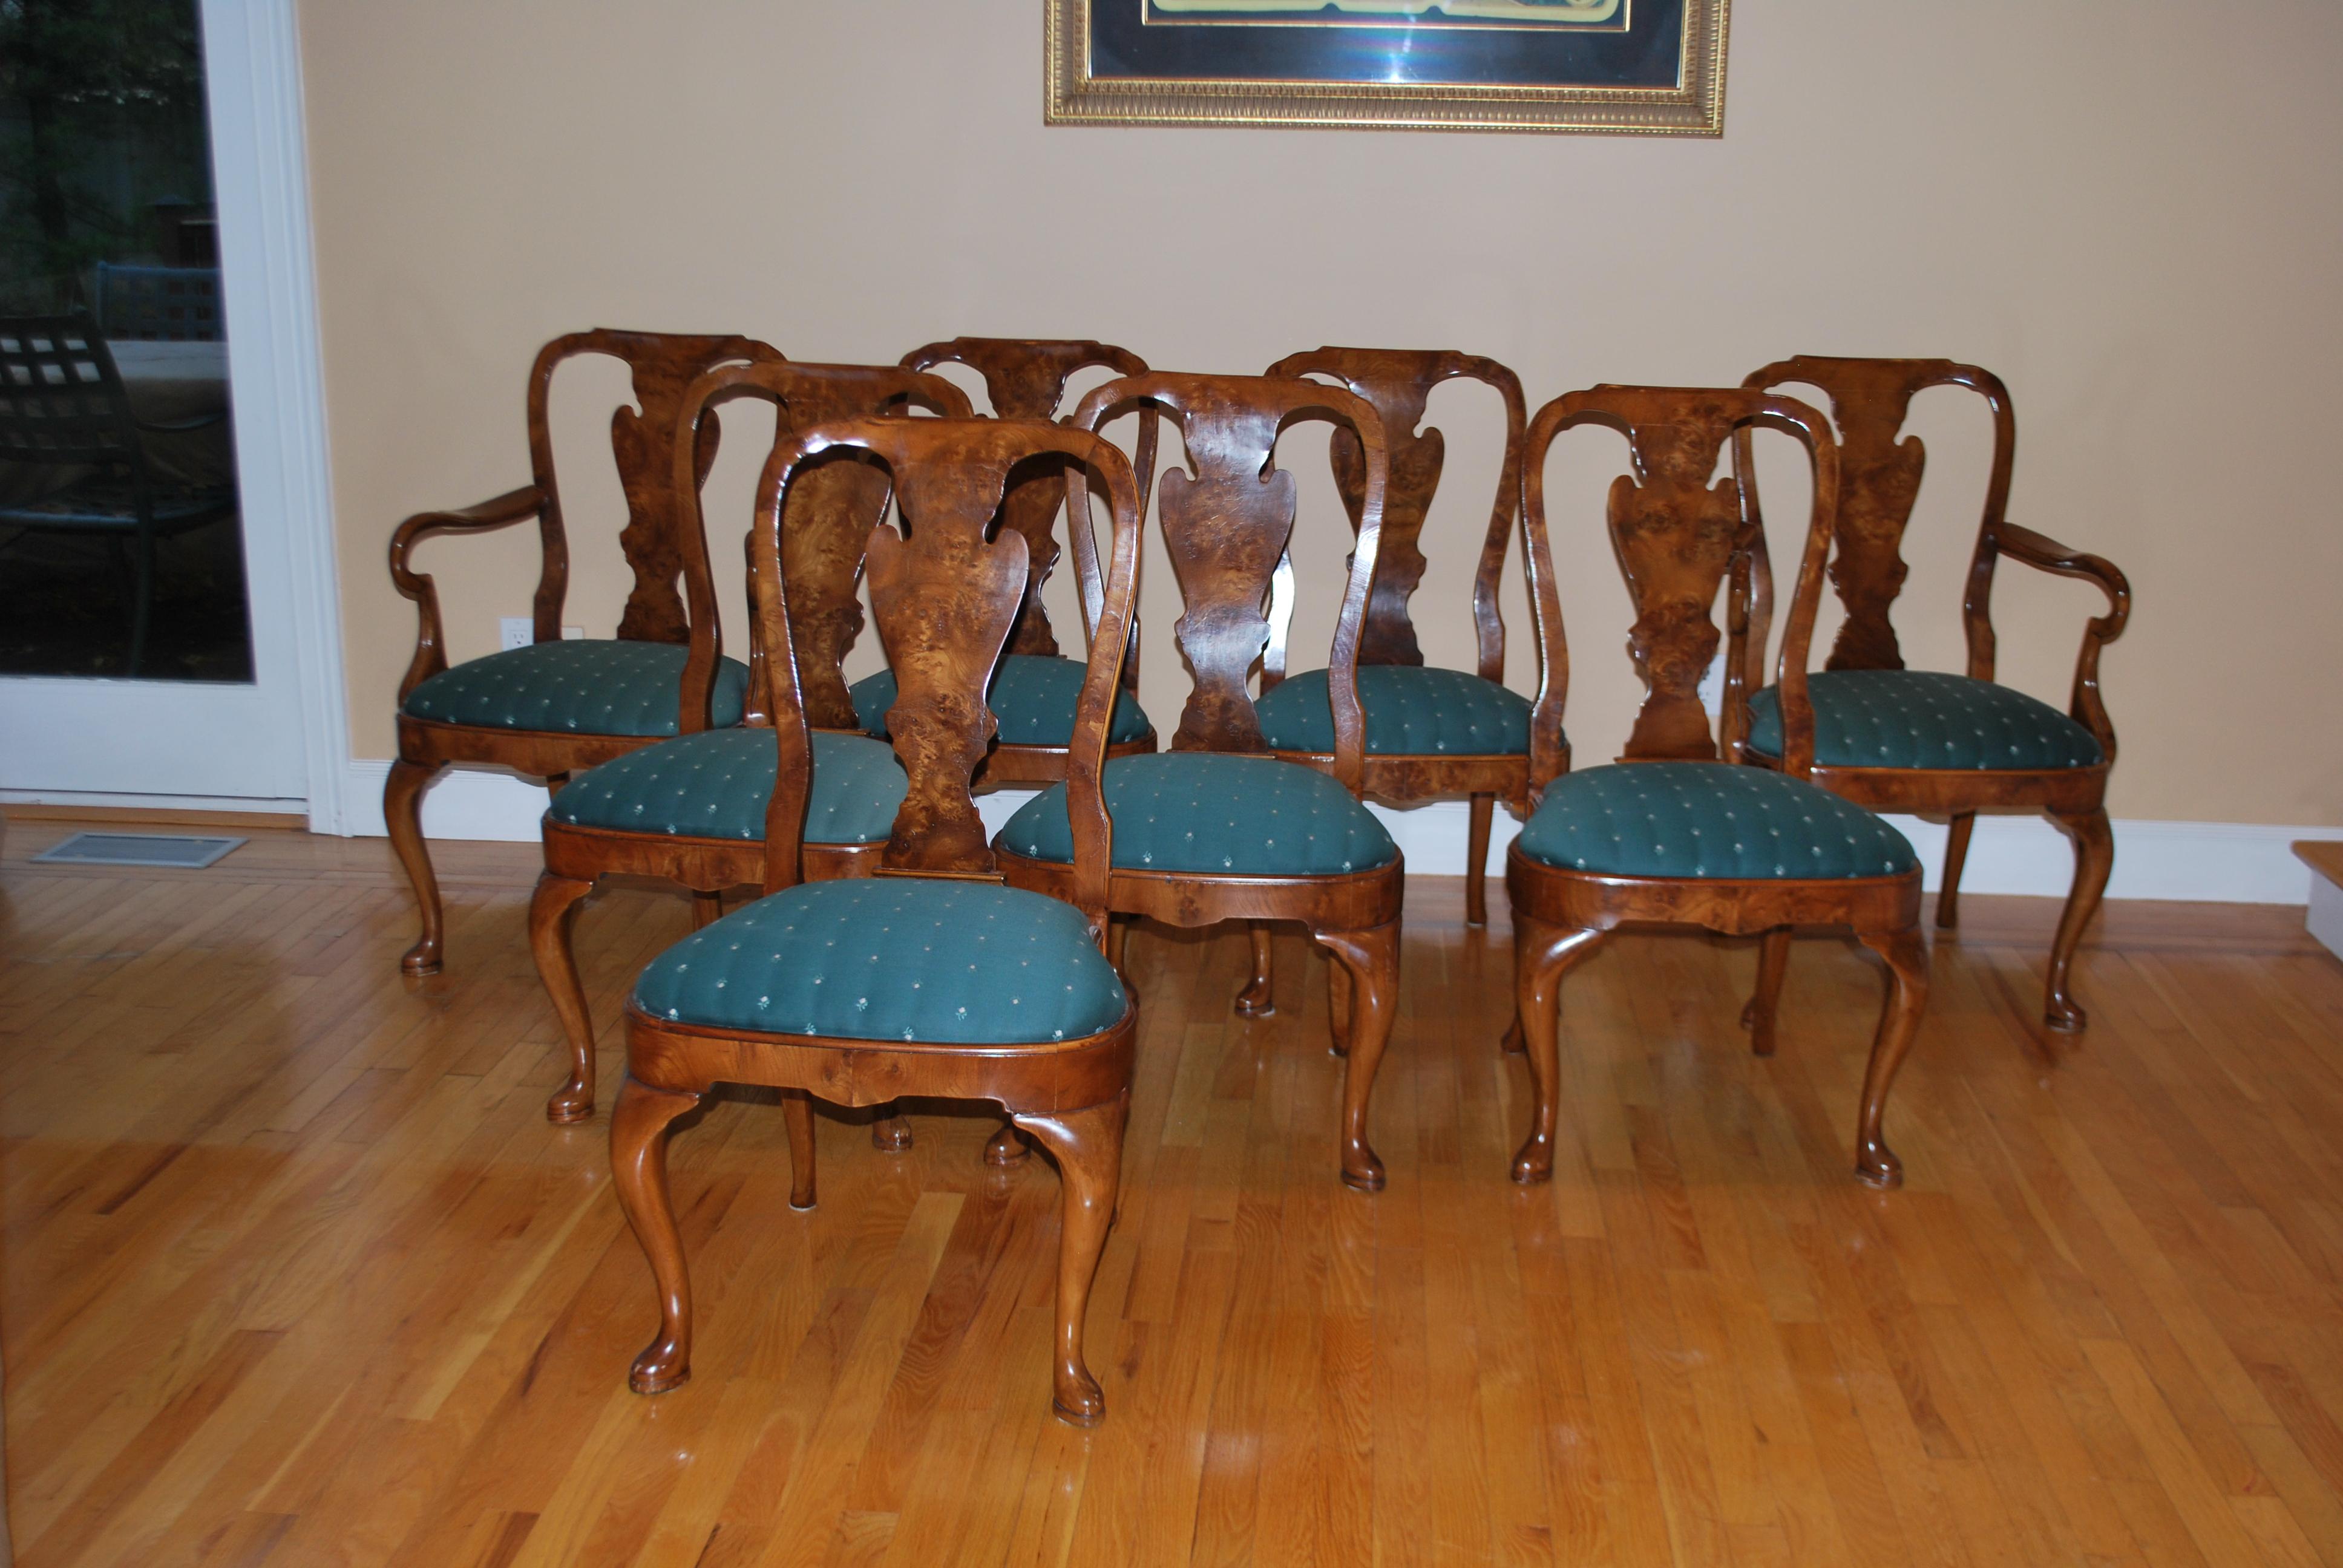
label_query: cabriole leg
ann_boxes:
[1741,926,1792,1057]
[1852,926,1930,1189]
[2044,806,2113,1033]
[384,757,446,976]
[1314,921,1401,1192]
[1235,921,1276,1018]
[611,1075,706,1393]
[1012,1093,1131,1426]
[784,1091,817,1210]
[690,889,725,931]
[871,1103,913,1152]
[986,1120,1032,1166]
[1938,811,1976,929]
[528,872,599,1122]
[1106,915,1131,987]
[1325,953,1354,1058]
[1510,920,1605,1184]
[1465,792,1495,926]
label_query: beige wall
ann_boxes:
[300,0,2343,826]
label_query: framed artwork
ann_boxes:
[1044,0,1729,135]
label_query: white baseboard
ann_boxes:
[342,759,550,841]
[336,761,1052,844]
[0,787,307,816]
[339,759,2343,906]
[2309,875,2343,960]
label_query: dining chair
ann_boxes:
[1257,348,1532,926]
[529,359,970,1125]
[0,314,236,676]
[854,338,1159,784]
[385,329,780,976]
[612,414,1142,1426]
[1736,358,2129,1032]
[1507,385,1930,1191]
[994,371,1406,1192]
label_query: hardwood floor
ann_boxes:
[5,815,2343,1567]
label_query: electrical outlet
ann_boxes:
[499,618,585,650]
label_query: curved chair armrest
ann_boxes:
[1994,519,2131,758]
[387,484,546,704]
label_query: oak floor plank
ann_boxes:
[7,819,2343,1565]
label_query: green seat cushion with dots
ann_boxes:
[1254,665,1535,757]
[1745,670,2103,771]
[850,653,1150,748]
[631,878,1127,1045]
[1516,762,1918,880]
[998,752,1397,877]
[401,639,750,737]
[547,728,904,844]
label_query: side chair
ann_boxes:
[611,414,1144,1426]
[859,338,1159,784]
[386,329,781,976]
[1257,348,1533,927]
[994,371,1407,1192]
[1507,385,1932,1191]
[1737,357,2129,1032]
[529,360,971,1125]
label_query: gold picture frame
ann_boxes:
[1046,0,1729,136]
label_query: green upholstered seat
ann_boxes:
[1254,665,1535,757]
[402,639,750,737]
[850,653,1151,748]
[631,878,1128,1045]
[998,752,1397,876]
[547,729,904,844]
[1745,670,2102,771]
[1516,762,1918,880]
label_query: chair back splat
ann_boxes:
[522,330,785,653]
[1264,347,1527,676]
[1067,372,1387,794]
[742,417,1143,930]
[900,338,1158,661]
[671,361,973,731]
[1519,387,1841,788]
[1740,356,2013,678]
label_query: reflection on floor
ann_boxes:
[4,816,2342,1567]
[0,514,250,681]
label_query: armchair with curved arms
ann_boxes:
[1735,357,2130,1034]
[384,328,782,976]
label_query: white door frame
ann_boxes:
[206,0,348,832]
[0,0,347,827]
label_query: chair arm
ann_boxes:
[387,485,546,704]
[1994,520,2131,759]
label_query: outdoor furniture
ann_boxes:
[0,314,235,675]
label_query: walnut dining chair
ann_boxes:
[1256,348,1532,924]
[1735,357,2129,1033]
[850,338,1160,784]
[528,359,969,1125]
[385,329,780,976]
[1506,385,1931,1191]
[993,371,1406,1192]
[611,414,1144,1426]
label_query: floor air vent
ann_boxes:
[30,832,246,869]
